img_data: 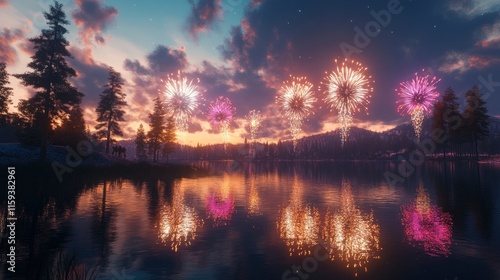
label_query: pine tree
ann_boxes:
[14,2,82,161]
[135,124,147,161]
[432,87,462,159]
[442,87,462,157]
[95,67,126,153]
[0,62,13,124]
[162,116,176,160]
[147,97,167,162]
[463,85,490,160]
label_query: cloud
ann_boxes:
[186,0,222,37]
[476,21,500,49]
[68,47,110,108]
[123,59,149,76]
[438,51,500,74]
[0,0,8,7]
[72,0,118,47]
[447,0,500,18]
[0,28,25,65]
[188,122,203,133]
[146,45,188,74]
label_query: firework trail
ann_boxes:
[276,76,316,149]
[324,59,373,147]
[208,96,236,145]
[163,71,202,142]
[396,72,440,141]
[246,110,262,141]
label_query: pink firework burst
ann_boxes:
[207,96,236,143]
[396,72,441,140]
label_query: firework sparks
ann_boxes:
[246,110,262,141]
[324,59,373,147]
[276,76,316,149]
[163,71,202,137]
[208,96,236,145]
[397,72,441,141]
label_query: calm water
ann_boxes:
[1,161,500,280]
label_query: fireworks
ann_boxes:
[397,72,441,141]
[246,110,262,141]
[208,96,236,144]
[163,71,202,134]
[276,76,316,148]
[324,59,373,147]
[401,184,452,256]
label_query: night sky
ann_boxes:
[1,0,499,144]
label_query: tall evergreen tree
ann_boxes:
[442,87,462,156]
[14,1,82,161]
[162,116,176,160]
[135,123,147,160]
[95,67,126,153]
[147,97,167,162]
[0,62,13,124]
[432,87,462,159]
[463,85,490,160]
[432,99,446,158]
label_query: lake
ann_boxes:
[1,161,500,280]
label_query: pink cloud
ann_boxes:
[0,0,8,7]
[72,0,118,47]
[476,21,500,49]
[439,52,500,74]
[0,28,25,65]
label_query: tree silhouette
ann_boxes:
[147,97,167,162]
[0,62,13,125]
[162,116,176,160]
[14,1,82,161]
[442,88,461,157]
[95,67,126,153]
[463,86,490,160]
[135,123,148,160]
[432,87,462,159]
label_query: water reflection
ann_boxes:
[401,182,453,256]
[157,181,203,252]
[247,176,261,216]
[277,174,321,256]
[206,176,235,226]
[322,180,381,276]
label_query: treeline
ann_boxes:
[0,2,176,162]
[170,109,497,161]
[431,87,491,160]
